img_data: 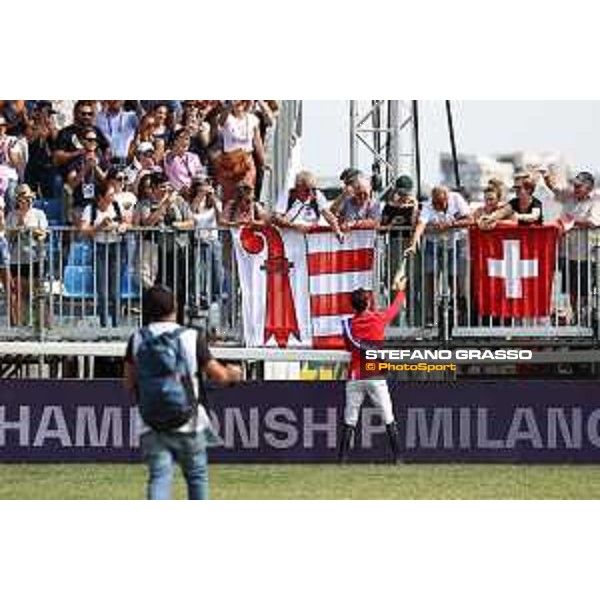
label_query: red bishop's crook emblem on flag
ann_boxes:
[240,225,301,347]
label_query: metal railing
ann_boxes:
[0,227,243,342]
[0,225,598,343]
[376,226,600,341]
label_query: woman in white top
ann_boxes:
[79,180,129,327]
[215,100,265,210]
[5,184,48,326]
[189,178,223,306]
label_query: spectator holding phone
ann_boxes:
[137,172,194,322]
[164,129,204,200]
[24,101,64,203]
[189,177,224,307]
[65,127,108,225]
[79,180,129,327]
[6,184,48,326]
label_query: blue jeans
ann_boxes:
[198,239,224,304]
[94,243,120,327]
[141,431,209,500]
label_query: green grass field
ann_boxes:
[2,464,600,499]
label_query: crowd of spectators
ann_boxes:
[0,98,599,329]
[0,100,279,325]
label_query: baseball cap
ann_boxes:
[395,175,414,194]
[573,171,595,188]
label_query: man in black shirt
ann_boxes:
[381,176,419,316]
[53,101,109,176]
[24,102,64,203]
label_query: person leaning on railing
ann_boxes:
[405,186,472,326]
[479,178,543,228]
[473,185,512,230]
[380,176,419,308]
[79,179,130,328]
[218,182,268,228]
[272,170,344,242]
[554,171,600,321]
[331,175,381,230]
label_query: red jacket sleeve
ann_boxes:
[382,291,406,324]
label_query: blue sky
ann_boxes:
[303,101,600,182]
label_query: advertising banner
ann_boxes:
[1,381,600,463]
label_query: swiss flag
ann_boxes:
[470,225,559,318]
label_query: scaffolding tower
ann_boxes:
[349,100,461,198]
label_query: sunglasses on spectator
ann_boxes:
[84,137,98,142]
[80,111,94,117]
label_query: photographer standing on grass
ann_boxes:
[124,285,242,500]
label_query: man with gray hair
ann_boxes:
[274,170,344,241]
[332,175,381,229]
[555,172,600,321]
[406,186,472,325]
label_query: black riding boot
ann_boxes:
[338,424,355,464]
[386,422,402,464]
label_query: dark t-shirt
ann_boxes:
[509,197,543,225]
[55,124,109,173]
[381,200,417,241]
[66,151,109,209]
[25,136,58,178]
[125,325,212,373]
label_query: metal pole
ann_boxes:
[349,101,358,169]
[412,101,422,199]
[387,100,400,187]
[445,100,461,190]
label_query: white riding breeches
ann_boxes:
[344,379,395,427]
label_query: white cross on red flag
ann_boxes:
[470,226,559,318]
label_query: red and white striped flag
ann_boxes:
[233,226,376,348]
[306,229,376,349]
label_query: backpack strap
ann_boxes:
[159,326,198,407]
[137,326,153,348]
